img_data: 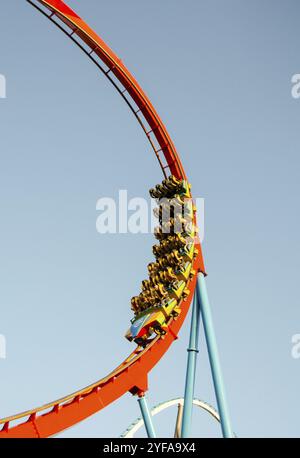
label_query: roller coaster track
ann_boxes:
[0,0,205,438]
[121,398,220,438]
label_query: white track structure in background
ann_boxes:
[120,398,220,438]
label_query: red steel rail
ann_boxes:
[0,0,205,437]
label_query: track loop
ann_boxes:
[0,0,205,437]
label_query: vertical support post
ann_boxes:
[174,402,184,438]
[196,272,233,438]
[181,292,201,438]
[137,394,156,438]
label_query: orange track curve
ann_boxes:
[0,0,205,437]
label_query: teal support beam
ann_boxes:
[196,272,233,438]
[181,291,201,437]
[137,394,156,438]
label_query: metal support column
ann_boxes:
[181,292,201,437]
[174,402,184,438]
[137,394,156,438]
[196,272,233,438]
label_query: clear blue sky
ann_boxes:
[0,0,299,437]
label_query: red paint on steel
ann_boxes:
[0,0,205,437]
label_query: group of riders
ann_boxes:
[131,175,196,316]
